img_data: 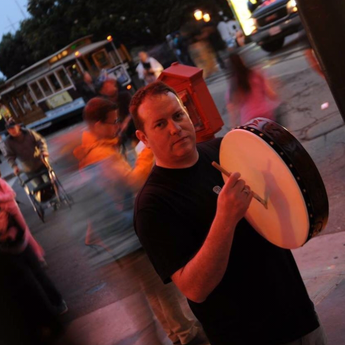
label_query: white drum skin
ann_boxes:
[219,118,328,249]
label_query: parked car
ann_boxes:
[250,0,303,52]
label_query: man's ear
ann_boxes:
[136,129,149,148]
[92,120,102,131]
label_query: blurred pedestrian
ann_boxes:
[0,177,68,344]
[0,177,45,264]
[226,53,280,127]
[0,251,64,345]
[136,51,163,85]
[200,22,227,70]
[190,25,220,77]
[217,16,241,50]
[73,97,209,345]
[73,71,96,103]
[217,17,235,50]
[4,118,50,189]
[94,74,137,152]
[173,32,196,66]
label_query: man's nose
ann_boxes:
[169,121,182,135]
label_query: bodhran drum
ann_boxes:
[219,118,329,249]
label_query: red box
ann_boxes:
[158,62,224,142]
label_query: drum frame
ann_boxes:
[231,118,329,244]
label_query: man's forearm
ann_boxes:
[37,139,48,155]
[5,153,17,169]
[172,213,236,303]
[32,130,48,154]
[172,171,252,303]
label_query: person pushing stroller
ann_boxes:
[4,118,49,192]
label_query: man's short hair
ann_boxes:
[83,97,118,124]
[129,81,178,131]
[94,76,117,94]
[5,118,20,129]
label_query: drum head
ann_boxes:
[219,119,328,249]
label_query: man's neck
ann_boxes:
[13,131,24,140]
[156,150,199,169]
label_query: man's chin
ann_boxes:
[174,145,195,158]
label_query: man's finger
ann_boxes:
[224,172,241,189]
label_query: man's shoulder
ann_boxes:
[19,128,34,137]
[197,137,222,152]
[26,128,39,136]
[135,166,172,209]
[136,167,162,197]
[4,134,17,145]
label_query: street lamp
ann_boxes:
[203,13,211,22]
[106,35,124,64]
[194,9,203,21]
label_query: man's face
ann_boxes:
[100,80,118,100]
[84,72,92,84]
[94,110,120,139]
[139,52,148,63]
[7,125,21,137]
[136,92,197,168]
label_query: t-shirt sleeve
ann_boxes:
[135,195,200,284]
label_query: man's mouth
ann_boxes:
[173,136,188,146]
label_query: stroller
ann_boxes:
[17,157,73,222]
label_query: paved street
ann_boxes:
[2,35,345,344]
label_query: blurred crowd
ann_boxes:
[0,13,291,344]
[165,15,244,78]
[0,47,211,344]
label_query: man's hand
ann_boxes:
[13,166,20,176]
[217,172,253,225]
[171,172,253,303]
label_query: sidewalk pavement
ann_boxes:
[54,231,345,345]
[293,232,345,345]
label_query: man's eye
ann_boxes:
[175,112,184,120]
[155,122,164,128]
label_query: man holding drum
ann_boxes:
[130,81,327,345]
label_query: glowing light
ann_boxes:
[203,13,211,22]
[287,0,298,13]
[194,9,203,21]
[321,102,329,110]
[230,0,257,36]
[74,51,80,57]
[126,84,132,90]
[107,35,113,42]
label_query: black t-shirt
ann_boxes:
[142,61,154,75]
[134,138,319,345]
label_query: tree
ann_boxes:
[0,0,232,78]
[0,32,35,78]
